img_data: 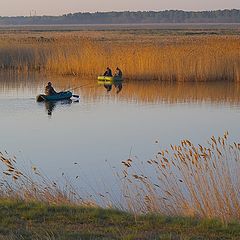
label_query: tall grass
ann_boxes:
[121,132,240,223]
[0,151,95,206]
[0,133,240,223]
[0,34,239,81]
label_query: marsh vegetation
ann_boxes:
[0,29,239,81]
[1,134,240,237]
[0,134,239,223]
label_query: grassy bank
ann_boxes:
[0,199,240,240]
[0,30,239,81]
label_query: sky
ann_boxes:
[1,0,240,16]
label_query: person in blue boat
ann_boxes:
[45,82,57,96]
[103,67,112,77]
[114,67,122,77]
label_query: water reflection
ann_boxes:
[97,79,123,94]
[45,101,56,116]
[0,72,240,106]
[103,84,112,92]
[43,99,77,116]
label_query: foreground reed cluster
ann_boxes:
[0,33,239,81]
[121,132,240,223]
[0,151,95,206]
[0,133,239,223]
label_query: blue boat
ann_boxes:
[36,91,73,102]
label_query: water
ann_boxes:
[0,72,239,196]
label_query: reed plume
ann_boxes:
[121,132,240,223]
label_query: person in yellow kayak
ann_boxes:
[103,67,112,77]
[45,82,57,96]
[114,67,122,77]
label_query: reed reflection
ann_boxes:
[0,72,240,106]
[92,80,240,106]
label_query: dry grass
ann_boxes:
[121,132,240,223]
[0,151,96,207]
[0,31,239,81]
[0,133,240,223]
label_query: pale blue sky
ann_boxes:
[1,0,240,16]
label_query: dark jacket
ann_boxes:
[103,69,112,77]
[45,85,57,96]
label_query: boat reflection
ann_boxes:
[44,99,74,116]
[99,81,123,94]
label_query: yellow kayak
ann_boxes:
[97,76,123,82]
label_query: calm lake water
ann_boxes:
[0,72,239,197]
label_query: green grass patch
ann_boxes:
[0,199,240,239]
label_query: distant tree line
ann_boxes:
[0,10,239,25]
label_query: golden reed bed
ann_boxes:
[0,31,239,81]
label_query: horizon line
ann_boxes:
[0,8,239,18]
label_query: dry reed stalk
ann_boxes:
[121,133,240,223]
[0,151,96,207]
